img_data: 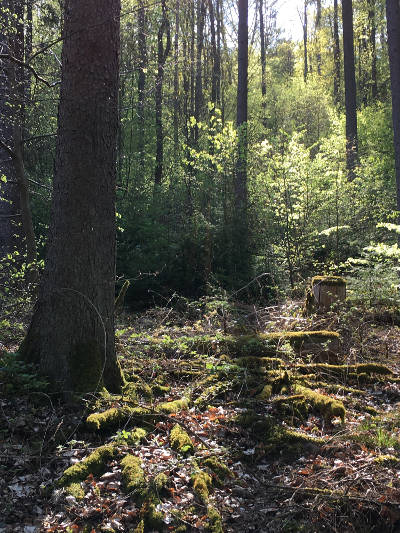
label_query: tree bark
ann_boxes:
[194,0,205,144]
[154,0,171,187]
[173,0,180,157]
[368,0,377,100]
[234,0,249,280]
[20,0,123,396]
[333,0,341,105]
[259,0,267,124]
[342,0,358,179]
[137,0,147,172]
[315,0,322,75]
[386,0,400,219]
[303,0,308,82]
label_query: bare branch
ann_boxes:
[0,54,59,88]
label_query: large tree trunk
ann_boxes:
[20,0,123,396]
[173,0,179,157]
[386,0,400,220]
[342,0,358,179]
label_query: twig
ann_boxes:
[0,53,59,87]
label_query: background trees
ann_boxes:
[0,0,398,309]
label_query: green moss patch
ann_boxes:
[59,444,114,486]
[120,454,146,498]
[157,397,190,414]
[202,456,232,486]
[236,356,283,370]
[169,424,194,454]
[86,406,155,432]
[65,482,85,500]
[296,363,392,380]
[294,384,345,423]
[374,454,400,466]
[206,505,223,533]
[312,275,346,286]
[192,470,212,504]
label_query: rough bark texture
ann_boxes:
[342,0,358,179]
[137,0,147,172]
[173,0,179,156]
[19,0,123,396]
[386,0,400,218]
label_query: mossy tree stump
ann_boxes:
[311,276,346,310]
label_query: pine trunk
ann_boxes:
[20,0,123,397]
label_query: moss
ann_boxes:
[284,429,325,446]
[153,472,168,494]
[236,356,283,370]
[140,500,164,531]
[296,363,392,378]
[114,427,147,445]
[170,424,194,454]
[194,382,229,407]
[68,340,104,394]
[157,397,190,414]
[272,394,309,420]
[202,456,232,486]
[59,444,114,486]
[122,381,138,403]
[294,385,345,423]
[312,275,346,286]
[257,384,272,400]
[374,454,400,466]
[152,383,171,396]
[192,470,212,504]
[120,454,147,499]
[86,406,155,432]
[206,505,223,533]
[65,482,85,500]
[133,520,144,533]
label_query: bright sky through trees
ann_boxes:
[277,0,304,42]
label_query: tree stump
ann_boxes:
[311,276,346,310]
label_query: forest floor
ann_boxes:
[2,297,400,532]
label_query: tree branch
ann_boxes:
[0,54,59,88]
[0,139,15,158]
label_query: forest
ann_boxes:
[2,0,400,531]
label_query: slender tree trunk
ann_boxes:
[368,0,377,100]
[137,0,147,172]
[216,0,222,108]
[234,0,249,280]
[259,0,267,124]
[315,0,322,75]
[154,0,171,187]
[333,0,341,105]
[20,0,123,396]
[173,0,179,157]
[194,0,205,144]
[342,0,358,179]
[303,0,308,82]
[0,1,20,258]
[208,0,219,107]
[386,0,400,219]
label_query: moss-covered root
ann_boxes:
[120,454,147,499]
[59,444,114,486]
[295,384,345,423]
[86,406,155,432]
[169,423,194,454]
[192,470,212,504]
[157,397,190,414]
[206,505,223,533]
[202,456,232,486]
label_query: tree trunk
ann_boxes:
[173,0,179,157]
[333,0,341,105]
[234,0,249,281]
[154,0,171,187]
[194,0,205,144]
[386,0,400,220]
[259,0,267,124]
[368,0,377,100]
[303,0,308,82]
[137,0,147,172]
[315,0,322,75]
[20,0,123,397]
[342,0,358,179]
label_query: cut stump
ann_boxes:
[311,276,346,310]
